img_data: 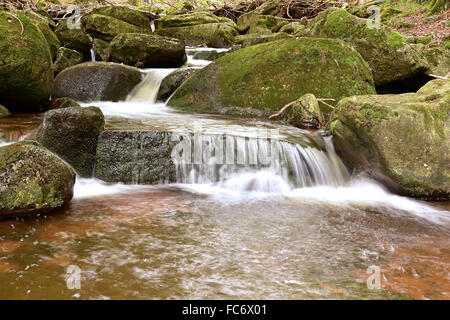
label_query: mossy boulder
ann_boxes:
[280,94,324,129]
[0,140,75,218]
[235,32,292,48]
[53,47,83,74]
[93,38,110,61]
[82,13,151,42]
[192,50,219,61]
[279,22,307,34]
[95,130,177,184]
[54,18,92,58]
[0,11,53,112]
[163,1,194,15]
[83,6,150,29]
[157,68,197,101]
[109,33,186,68]
[238,14,287,34]
[420,47,450,77]
[329,79,450,199]
[307,8,430,87]
[155,11,238,48]
[21,9,55,28]
[37,106,105,177]
[168,37,376,116]
[157,21,238,48]
[0,104,10,118]
[237,0,281,32]
[46,97,81,110]
[53,62,143,102]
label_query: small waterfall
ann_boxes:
[172,133,349,191]
[126,69,175,103]
[150,20,155,32]
[90,48,96,62]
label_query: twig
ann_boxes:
[428,74,448,80]
[318,100,335,110]
[6,12,24,41]
[269,100,296,119]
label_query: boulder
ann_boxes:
[306,8,430,87]
[238,14,287,34]
[0,140,75,218]
[163,1,195,15]
[36,21,61,61]
[192,50,219,61]
[82,13,151,42]
[0,104,10,118]
[157,68,197,101]
[53,62,143,102]
[0,11,53,112]
[279,22,307,35]
[420,46,450,77]
[53,47,83,74]
[168,37,376,116]
[46,97,81,110]
[109,33,186,68]
[37,106,105,177]
[330,79,450,199]
[235,32,292,48]
[55,18,92,58]
[280,94,324,129]
[155,11,238,48]
[95,130,177,184]
[237,0,281,32]
[93,38,111,61]
[83,6,151,29]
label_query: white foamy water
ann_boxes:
[73,178,145,198]
[126,68,176,103]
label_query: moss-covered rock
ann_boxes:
[0,104,10,118]
[235,32,292,47]
[46,97,81,110]
[154,11,233,29]
[192,50,219,61]
[55,18,92,58]
[83,6,150,29]
[168,37,376,116]
[37,106,105,177]
[237,0,281,32]
[158,68,197,101]
[53,62,143,102]
[163,1,194,15]
[95,130,177,184]
[307,8,430,86]
[93,38,110,61]
[420,46,450,77]
[109,33,186,68]
[0,140,75,218]
[329,79,450,199]
[82,13,151,42]
[279,21,307,34]
[157,21,238,48]
[0,11,53,112]
[53,47,83,74]
[280,94,324,129]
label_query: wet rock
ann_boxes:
[168,37,376,116]
[109,33,186,68]
[53,47,83,74]
[0,104,10,118]
[235,32,292,47]
[306,8,430,87]
[95,130,177,184]
[0,11,53,112]
[330,79,450,199]
[54,18,92,58]
[192,50,219,61]
[37,106,105,177]
[46,97,81,110]
[155,11,238,48]
[53,62,143,102]
[0,140,75,218]
[281,94,324,129]
[93,38,111,61]
[158,68,197,101]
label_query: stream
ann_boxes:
[0,48,449,300]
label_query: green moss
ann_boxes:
[0,104,10,117]
[414,36,432,44]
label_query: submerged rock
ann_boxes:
[95,130,177,184]
[0,140,75,218]
[0,11,53,112]
[155,11,238,48]
[280,94,324,129]
[54,18,92,58]
[53,47,83,74]
[307,8,429,87]
[53,62,143,102]
[330,79,450,199]
[109,33,186,68]
[37,106,105,177]
[158,68,197,101]
[168,37,376,116]
[0,104,10,118]
[46,97,81,110]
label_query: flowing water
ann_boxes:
[0,48,449,300]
